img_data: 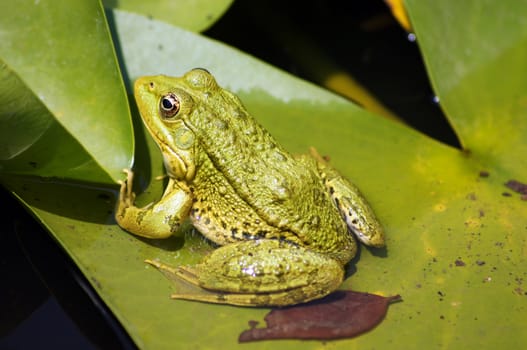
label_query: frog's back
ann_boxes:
[186,87,355,264]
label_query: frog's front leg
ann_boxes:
[310,148,385,247]
[115,169,193,239]
[146,239,344,306]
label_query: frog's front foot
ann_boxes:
[115,168,140,229]
[115,169,193,239]
[117,168,136,208]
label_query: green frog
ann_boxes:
[116,68,385,306]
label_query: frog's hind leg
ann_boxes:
[146,239,344,307]
[309,147,385,248]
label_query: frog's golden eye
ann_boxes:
[159,93,180,118]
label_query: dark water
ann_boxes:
[206,0,459,148]
[0,185,136,350]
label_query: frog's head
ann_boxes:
[134,68,251,182]
[133,68,220,181]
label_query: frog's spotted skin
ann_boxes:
[116,68,385,306]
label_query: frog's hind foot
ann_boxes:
[170,289,314,307]
[145,259,248,304]
[146,260,202,286]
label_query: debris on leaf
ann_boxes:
[238,291,401,342]
[505,180,527,195]
[454,259,465,267]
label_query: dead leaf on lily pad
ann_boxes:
[239,291,401,342]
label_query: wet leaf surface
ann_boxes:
[239,291,401,342]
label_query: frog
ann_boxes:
[115,68,385,307]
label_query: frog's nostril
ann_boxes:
[149,81,155,89]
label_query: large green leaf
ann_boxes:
[3,2,527,349]
[102,0,234,32]
[406,0,527,178]
[0,0,132,183]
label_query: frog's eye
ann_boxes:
[159,93,180,118]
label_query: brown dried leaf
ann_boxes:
[239,291,401,342]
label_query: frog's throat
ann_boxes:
[160,144,195,182]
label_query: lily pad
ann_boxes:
[1,2,527,349]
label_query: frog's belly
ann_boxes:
[188,170,285,246]
[189,205,283,246]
